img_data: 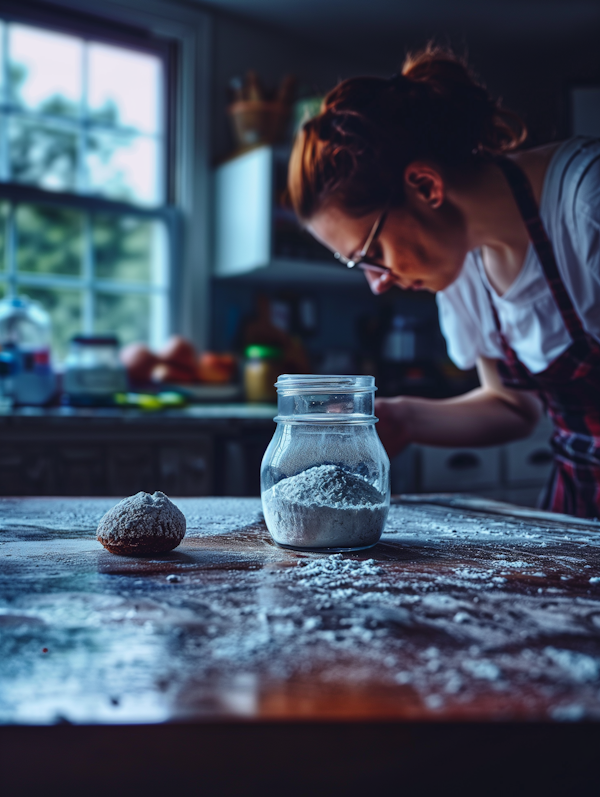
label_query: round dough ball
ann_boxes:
[97,491,186,556]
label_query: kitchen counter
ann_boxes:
[0,402,278,423]
[0,405,277,497]
[2,495,600,791]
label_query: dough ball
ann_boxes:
[97,491,186,556]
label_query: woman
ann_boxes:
[287,46,600,519]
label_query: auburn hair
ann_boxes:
[288,45,527,222]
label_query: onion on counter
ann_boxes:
[197,352,237,384]
[159,336,198,372]
[120,343,159,384]
[122,336,236,387]
[151,361,197,384]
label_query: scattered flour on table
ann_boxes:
[262,464,388,549]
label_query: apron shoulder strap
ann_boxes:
[495,156,585,341]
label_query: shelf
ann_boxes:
[213,257,366,285]
[214,146,366,284]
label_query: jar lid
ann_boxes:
[245,345,281,360]
[275,374,376,395]
[71,335,120,347]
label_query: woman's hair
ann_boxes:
[288,45,527,222]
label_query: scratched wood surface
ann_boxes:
[1,495,600,724]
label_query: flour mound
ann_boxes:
[272,464,384,508]
[97,491,186,556]
[262,465,388,550]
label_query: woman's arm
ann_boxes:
[375,356,543,458]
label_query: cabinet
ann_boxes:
[420,445,503,493]
[0,410,557,507]
[391,417,555,507]
[214,145,364,284]
[0,409,275,497]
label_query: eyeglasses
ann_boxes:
[333,209,389,275]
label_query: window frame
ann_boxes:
[0,184,180,352]
[0,0,212,351]
[0,1,176,203]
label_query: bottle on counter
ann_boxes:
[0,296,56,406]
[243,345,282,403]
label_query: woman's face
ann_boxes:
[307,165,470,294]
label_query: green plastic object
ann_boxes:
[115,391,187,410]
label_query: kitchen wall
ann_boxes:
[450,33,600,145]
[209,10,600,160]
[210,12,382,163]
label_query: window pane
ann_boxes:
[0,22,4,103]
[8,24,82,117]
[0,202,8,271]
[9,116,79,191]
[16,205,83,276]
[88,44,161,134]
[94,292,150,346]
[93,215,167,284]
[86,131,160,205]
[22,286,82,361]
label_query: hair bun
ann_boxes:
[288,44,527,223]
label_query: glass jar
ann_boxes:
[63,335,127,405]
[261,374,390,552]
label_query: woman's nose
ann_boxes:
[364,269,395,295]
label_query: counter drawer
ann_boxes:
[420,446,501,492]
[0,446,54,495]
[158,440,213,496]
[505,437,554,485]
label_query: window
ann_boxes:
[0,14,172,360]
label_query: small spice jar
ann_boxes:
[244,345,281,403]
[261,374,390,552]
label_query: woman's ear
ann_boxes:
[404,162,445,209]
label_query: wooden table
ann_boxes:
[2,495,600,794]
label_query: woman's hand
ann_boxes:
[375,396,413,458]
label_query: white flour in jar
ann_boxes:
[262,464,388,550]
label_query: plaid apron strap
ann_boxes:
[495,156,586,342]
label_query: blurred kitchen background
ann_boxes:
[0,0,599,501]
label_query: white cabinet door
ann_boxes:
[420,446,501,492]
[214,146,273,276]
[505,419,554,486]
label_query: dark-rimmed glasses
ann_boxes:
[333,209,389,275]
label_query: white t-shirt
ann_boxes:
[437,137,600,373]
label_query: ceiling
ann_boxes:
[193,0,600,50]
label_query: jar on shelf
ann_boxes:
[261,374,390,552]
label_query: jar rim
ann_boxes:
[275,374,376,394]
[274,413,378,425]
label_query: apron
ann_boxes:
[485,156,600,519]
